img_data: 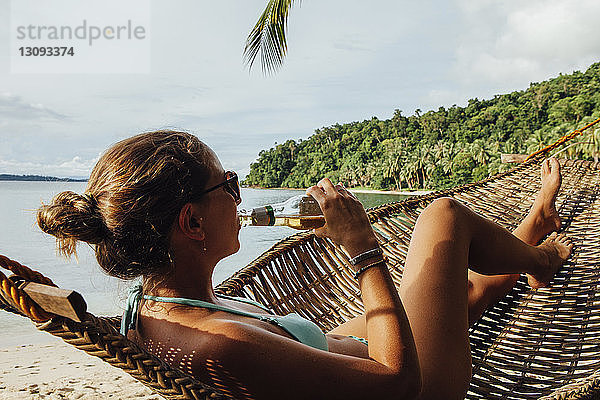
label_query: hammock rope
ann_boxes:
[0,255,54,321]
[1,119,600,400]
[525,116,600,161]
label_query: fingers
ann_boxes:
[307,179,338,238]
[318,177,338,194]
[307,178,362,208]
[335,182,359,200]
[307,178,352,205]
[334,183,351,199]
[306,178,336,200]
[306,185,326,203]
[305,179,377,254]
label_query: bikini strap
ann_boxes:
[121,283,274,336]
[142,294,276,322]
[215,293,272,313]
[121,283,144,335]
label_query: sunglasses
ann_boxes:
[194,171,241,205]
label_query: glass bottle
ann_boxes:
[239,195,325,230]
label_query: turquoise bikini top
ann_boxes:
[121,284,329,352]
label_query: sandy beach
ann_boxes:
[0,337,162,400]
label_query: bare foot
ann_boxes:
[531,158,562,235]
[527,232,573,289]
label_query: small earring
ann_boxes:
[198,218,207,251]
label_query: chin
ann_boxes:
[224,239,241,258]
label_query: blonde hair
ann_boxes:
[37,130,213,279]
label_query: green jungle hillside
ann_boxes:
[244,62,600,190]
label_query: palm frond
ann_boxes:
[244,0,299,74]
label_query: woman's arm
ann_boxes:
[307,178,421,388]
[183,178,421,399]
[189,317,421,400]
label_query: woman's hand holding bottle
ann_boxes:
[306,178,379,259]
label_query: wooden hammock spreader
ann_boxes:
[1,118,600,400]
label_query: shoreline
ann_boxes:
[242,186,433,196]
[349,188,433,196]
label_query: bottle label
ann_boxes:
[251,205,275,226]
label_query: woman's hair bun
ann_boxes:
[37,191,107,257]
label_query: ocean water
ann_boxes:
[0,181,404,347]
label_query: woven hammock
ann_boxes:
[1,119,600,400]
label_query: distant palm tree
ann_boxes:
[468,139,491,165]
[383,153,403,190]
[525,130,547,153]
[244,0,298,74]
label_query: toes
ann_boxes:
[556,233,571,244]
[541,159,550,175]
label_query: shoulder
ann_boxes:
[193,317,279,349]
[147,315,278,355]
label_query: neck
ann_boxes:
[144,255,219,303]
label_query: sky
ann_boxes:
[1,0,599,179]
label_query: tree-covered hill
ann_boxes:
[0,174,86,182]
[245,62,600,190]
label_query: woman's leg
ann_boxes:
[467,158,563,324]
[399,195,571,400]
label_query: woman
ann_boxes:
[37,130,572,400]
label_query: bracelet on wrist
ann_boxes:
[349,246,383,266]
[353,258,386,279]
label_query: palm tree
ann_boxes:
[244,0,298,74]
[383,153,403,190]
[524,130,547,153]
[468,139,491,166]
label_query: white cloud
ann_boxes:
[0,155,98,178]
[498,2,600,60]
[453,0,600,87]
[0,92,68,120]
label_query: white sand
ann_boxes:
[0,338,163,400]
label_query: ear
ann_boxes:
[177,203,206,241]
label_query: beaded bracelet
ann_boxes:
[349,247,383,266]
[353,258,386,279]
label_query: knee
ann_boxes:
[419,197,464,224]
[429,197,462,213]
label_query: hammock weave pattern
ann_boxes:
[215,155,600,400]
[1,123,600,399]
